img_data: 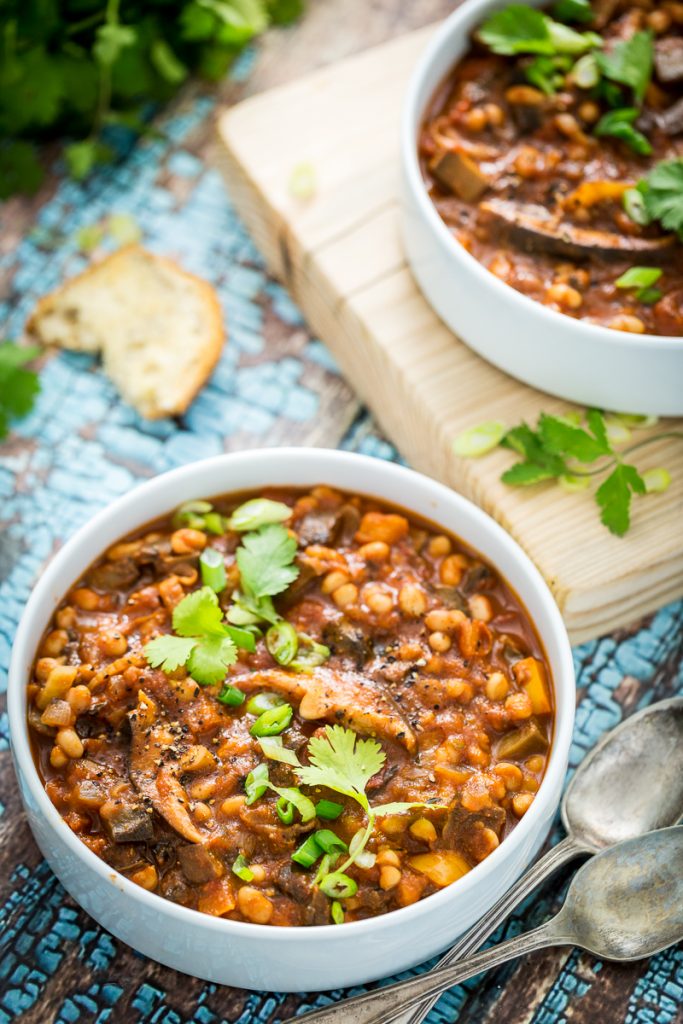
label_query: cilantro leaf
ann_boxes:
[295,725,385,810]
[479,5,554,55]
[595,463,646,536]
[237,523,299,599]
[187,635,238,684]
[595,108,652,156]
[0,342,41,439]
[538,411,611,462]
[144,635,197,673]
[551,0,593,23]
[173,586,226,637]
[479,5,600,56]
[501,461,560,486]
[596,30,653,103]
[638,159,683,238]
[0,141,44,199]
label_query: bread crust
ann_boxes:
[27,245,226,419]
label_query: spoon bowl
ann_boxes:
[563,698,683,850]
[559,825,683,960]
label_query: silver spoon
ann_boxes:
[286,825,683,1024]
[391,695,683,1024]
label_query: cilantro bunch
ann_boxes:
[454,410,678,536]
[0,0,304,198]
[624,159,683,241]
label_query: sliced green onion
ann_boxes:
[314,830,348,855]
[571,52,600,88]
[200,547,227,593]
[614,413,659,429]
[316,799,343,820]
[257,735,301,766]
[623,188,650,226]
[616,267,662,290]
[232,853,254,882]
[636,287,662,305]
[604,417,631,446]
[453,421,506,458]
[291,834,323,868]
[319,872,358,900]
[224,624,257,653]
[273,786,317,823]
[276,798,295,825]
[289,162,317,201]
[203,512,225,535]
[246,691,286,716]
[227,498,291,532]
[547,22,600,55]
[330,900,345,925]
[290,635,331,674]
[558,474,591,493]
[355,850,376,869]
[173,500,213,530]
[642,468,671,494]
[217,684,246,706]
[251,702,293,737]
[266,621,299,666]
[244,763,269,805]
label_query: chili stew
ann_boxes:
[29,487,553,926]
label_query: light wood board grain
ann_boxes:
[215,25,683,643]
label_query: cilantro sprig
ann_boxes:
[625,159,683,240]
[145,586,255,685]
[0,342,41,440]
[0,0,304,198]
[253,724,438,907]
[454,410,678,536]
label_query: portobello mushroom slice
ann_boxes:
[128,692,209,844]
[655,37,683,83]
[230,667,416,752]
[480,199,676,261]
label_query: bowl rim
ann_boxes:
[8,446,575,942]
[400,0,683,354]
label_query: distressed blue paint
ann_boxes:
[1,55,682,1024]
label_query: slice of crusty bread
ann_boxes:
[28,245,225,419]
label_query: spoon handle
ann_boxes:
[394,833,585,1024]
[288,921,562,1024]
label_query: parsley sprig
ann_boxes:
[454,410,679,536]
[0,342,41,440]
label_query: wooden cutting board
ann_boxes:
[215,25,683,643]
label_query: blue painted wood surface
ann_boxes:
[1,57,682,1024]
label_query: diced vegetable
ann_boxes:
[513,657,552,714]
[496,719,549,759]
[408,851,471,887]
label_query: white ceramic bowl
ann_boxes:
[8,448,575,992]
[400,0,683,416]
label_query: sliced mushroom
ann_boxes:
[230,667,416,752]
[101,805,154,844]
[655,37,683,83]
[480,198,676,261]
[128,692,209,844]
[430,150,491,202]
[178,844,224,884]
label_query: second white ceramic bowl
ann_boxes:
[400,0,683,416]
[8,448,575,991]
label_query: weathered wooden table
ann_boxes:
[1,2,682,1022]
